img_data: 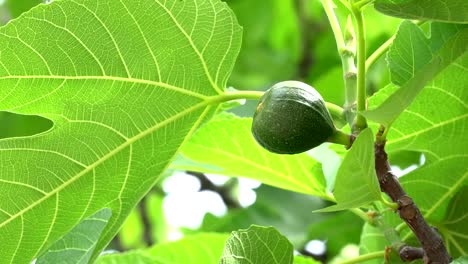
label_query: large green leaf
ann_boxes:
[97,233,229,264]
[36,208,112,264]
[364,22,468,126]
[0,0,241,262]
[318,128,381,212]
[175,116,327,197]
[384,51,468,160]
[220,225,294,264]
[382,53,468,225]
[374,0,468,23]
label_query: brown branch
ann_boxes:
[186,171,241,209]
[374,141,451,263]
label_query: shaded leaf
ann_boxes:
[364,22,468,125]
[0,0,241,262]
[97,233,229,264]
[196,185,327,247]
[317,128,381,212]
[357,207,410,264]
[5,0,43,18]
[439,187,468,258]
[37,208,112,264]
[307,212,363,258]
[0,112,52,139]
[220,225,294,264]
[375,0,468,23]
[358,221,406,264]
[175,117,327,197]
[388,150,421,169]
[451,256,468,264]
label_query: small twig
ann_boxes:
[399,246,425,262]
[138,194,154,246]
[110,233,125,252]
[186,171,241,209]
[374,142,451,263]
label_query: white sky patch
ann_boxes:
[163,171,201,194]
[163,191,227,229]
[238,188,257,207]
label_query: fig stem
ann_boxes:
[337,251,386,264]
[327,129,351,147]
[325,102,346,127]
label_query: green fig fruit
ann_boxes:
[252,81,336,154]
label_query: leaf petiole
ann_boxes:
[380,194,398,210]
[337,250,386,264]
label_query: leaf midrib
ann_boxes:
[0,75,208,101]
[0,98,212,229]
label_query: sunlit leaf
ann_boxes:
[364,22,468,126]
[97,233,229,264]
[175,117,327,197]
[0,0,241,262]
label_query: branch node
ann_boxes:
[399,246,424,261]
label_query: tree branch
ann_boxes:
[374,142,451,263]
[295,0,318,80]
